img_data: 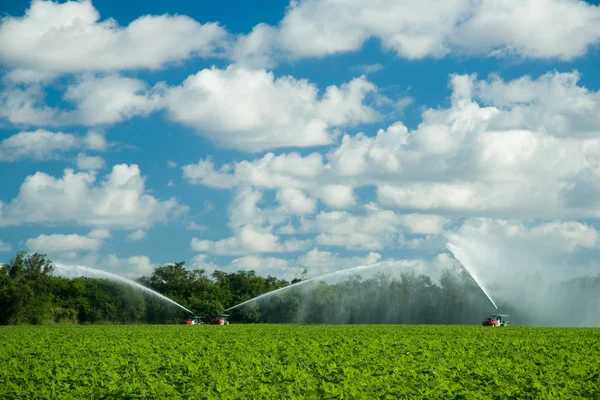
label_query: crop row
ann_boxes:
[1,325,599,399]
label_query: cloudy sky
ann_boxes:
[1,0,600,280]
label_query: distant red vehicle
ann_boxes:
[209,314,230,325]
[482,314,510,327]
[184,314,230,325]
[184,316,203,325]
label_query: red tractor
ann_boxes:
[482,314,510,327]
[184,316,203,325]
[209,313,230,325]
[184,314,230,325]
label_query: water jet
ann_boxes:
[54,263,194,314]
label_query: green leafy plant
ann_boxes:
[1,325,599,399]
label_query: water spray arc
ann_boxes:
[54,263,194,315]
[225,260,402,311]
[445,240,499,310]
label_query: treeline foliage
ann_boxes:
[3,250,595,326]
[0,251,291,325]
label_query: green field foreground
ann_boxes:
[1,325,599,399]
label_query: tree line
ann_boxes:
[1,250,598,326]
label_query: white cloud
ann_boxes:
[300,204,402,251]
[55,252,156,279]
[127,229,147,241]
[296,248,382,276]
[191,224,312,256]
[82,131,107,151]
[190,253,306,281]
[0,164,188,229]
[22,228,157,279]
[226,187,281,230]
[327,71,600,219]
[26,233,103,253]
[2,66,380,140]
[178,69,600,273]
[0,129,78,161]
[76,153,105,170]
[183,152,325,189]
[2,69,56,85]
[166,161,177,168]
[0,0,228,77]
[184,153,360,211]
[400,232,448,251]
[232,0,600,66]
[182,158,238,188]
[0,239,12,252]
[276,188,316,214]
[458,218,599,253]
[352,64,384,74]
[88,229,111,240]
[61,74,162,125]
[315,184,356,209]
[162,65,379,151]
[186,222,208,232]
[399,214,451,235]
[231,23,283,69]
[0,74,162,127]
[0,129,105,161]
[473,71,600,138]
[451,0,600,60]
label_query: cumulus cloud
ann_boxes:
[3,0,597,81]
[127,229,147,241]
[352,64,384,74]
[458,218,600,253]
[0,164,188,229]
[183,152,325,189]
[186,222,208,232]
[473,71,600,138]
[179,69,600,271]
[185,68,600,219]
[61,74,163,125]
[183,152,357,210]
[191,253,304,280]
[88,229,111,240]
[2,64,380,144]
[191,224,312,256]
[0,0,228,78]
[0,129,105,161]
[331,71,600,219]
[82,131,107,151]
[276,188,316,214]
[162,65,380,151]
[299,204,401,251]
[22,228,156,278]
[230,0,600,67]
[26,233,103,253]
[0,74,162,127]
[75,153,105,170]
[54,252,156,279]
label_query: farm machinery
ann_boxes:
[482,314,510,327]
[184,313,230,325]
[184,315,203,325]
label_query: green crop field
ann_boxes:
[1,325,599,399]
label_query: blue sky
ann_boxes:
[1,0,600,281]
